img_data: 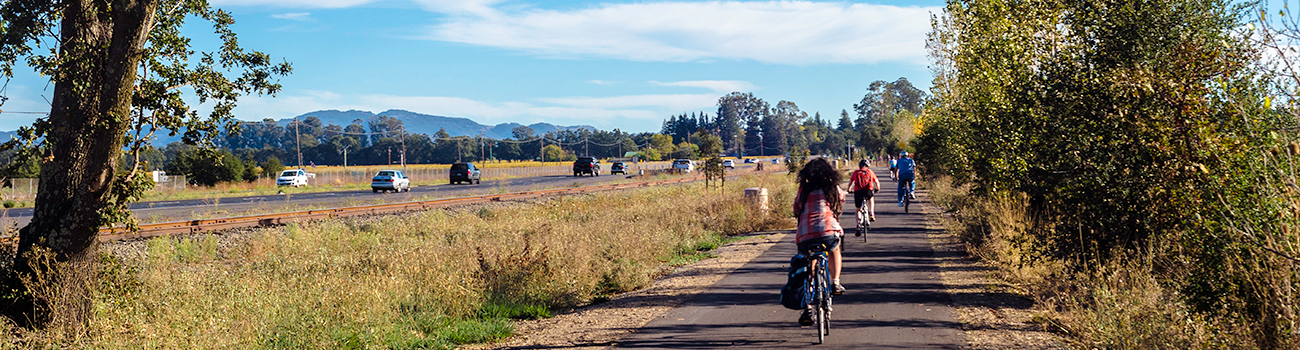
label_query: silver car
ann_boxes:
[371,170,410,193]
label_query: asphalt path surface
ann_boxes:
[613,167,966,349]
[0,165,761,227]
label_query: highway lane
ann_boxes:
[612,166,967,349]
[0,164,761,227]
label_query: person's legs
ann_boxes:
[897,179,906,205]
[867,194,876,219]
[853,191,867,228]
[829,244,842,280]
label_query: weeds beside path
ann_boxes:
[922,190,1070,349]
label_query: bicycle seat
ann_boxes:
[808,243,831,253]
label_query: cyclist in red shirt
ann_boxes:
[847,159,880,237]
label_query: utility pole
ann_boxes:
[295,116,303,169]
[387,147,392,167]
[341,144,350,174]
[400,127,407,174]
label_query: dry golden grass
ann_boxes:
[2,172,795,349]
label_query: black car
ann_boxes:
[573,157,600,176]
[450,162,481,184]
[610,161,627,175]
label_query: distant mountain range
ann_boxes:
[283,109,596,140]
[0,109,598,146]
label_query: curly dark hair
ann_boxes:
[795,158,843,216]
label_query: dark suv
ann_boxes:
[450,162,481,184]
[610,161,627,175]
[573,157,600,177]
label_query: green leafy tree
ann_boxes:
[0,0,289,326]
[922,0,1292,343]
[261,157,284,177]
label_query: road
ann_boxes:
[613,167,967,349]
[0,164,761,227]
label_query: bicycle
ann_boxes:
[899,178,915,213]
[805,244,834,344]
[855,198,870,242]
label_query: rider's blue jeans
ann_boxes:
[897,178,915,203]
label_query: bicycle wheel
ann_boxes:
[815,265,827,344]
[904,196,911,213]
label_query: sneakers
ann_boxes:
[909,193,918,200]
[898,201,904,207]
[832,283,846,295]
[799,309,813,326]
[869,215,876,222]
[855,230,862,237]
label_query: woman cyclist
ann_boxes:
[847,159,880,236]
[792,158,847,325]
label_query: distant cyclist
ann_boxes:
[793,158,847,305]
[896,151,917,206]
[847,159,880,236]
[889,156,898,179]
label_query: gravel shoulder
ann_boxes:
[922,199,1071,349]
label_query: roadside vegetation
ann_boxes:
[0,172,794,348]
[920,1,1300,348]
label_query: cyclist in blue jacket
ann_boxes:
[896,151,917,206]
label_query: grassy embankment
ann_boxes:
[3,171,795,349]
[925,176,1263,348]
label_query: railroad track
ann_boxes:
[1,169,776,244]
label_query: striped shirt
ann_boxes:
[793,187,845,244]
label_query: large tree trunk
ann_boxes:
[5,0,157,328]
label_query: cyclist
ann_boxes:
[847,159,880,236]
[793,158,847,324]
[896,151,917,206]
[889,156,898,179]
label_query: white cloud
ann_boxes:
[427,1,938,65]
[651,80,754,93]
[409,0,503,16]
[271,12,312,21]
[228,89,723,131]
[209,0,375,8]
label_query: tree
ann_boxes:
[716,92,764,155]
[511,125,535,140]
[0,0,290,327]
[837,109,853,131]
[165,148,244,186]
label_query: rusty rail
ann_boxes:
[93,173,728,242]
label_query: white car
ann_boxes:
[673,159,695,173]
[722,159,735,169]
[371,170,411,193]
[276,169,315,187]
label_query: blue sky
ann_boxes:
[0,0,944,133]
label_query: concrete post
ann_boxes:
[744,187,769,214]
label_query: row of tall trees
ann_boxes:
[661,82,926,161]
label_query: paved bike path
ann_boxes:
[613,171,967,349]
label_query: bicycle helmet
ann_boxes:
[900,150,908,156]
[858,159,868,168]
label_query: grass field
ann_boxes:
[3,171,797,349]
